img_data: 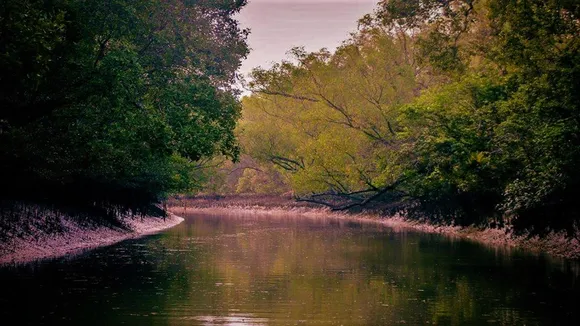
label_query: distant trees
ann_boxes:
[236,0,580,234]
[243,33,416,198]
[0,0,248,219]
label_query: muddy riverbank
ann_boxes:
[0,213,183,265]
[169,195,580,259]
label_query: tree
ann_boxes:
[239,0,580,234]
[242,31,416,209]
[487,0,580,232]
[0,0,248,220]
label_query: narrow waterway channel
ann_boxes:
[1,212,579,325]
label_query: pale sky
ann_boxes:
[235,0,379,82]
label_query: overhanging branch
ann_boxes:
[295,178,408,211]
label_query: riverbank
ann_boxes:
[169,195,580,259]
[0,213,184,266]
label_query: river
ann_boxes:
[1,212,579,325]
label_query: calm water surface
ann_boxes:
[1,212,579,325]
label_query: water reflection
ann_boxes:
[1,212,579,325]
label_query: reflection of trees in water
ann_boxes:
[160,213,575,325]
[2,213,578,325]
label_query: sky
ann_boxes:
[235,0,379,81]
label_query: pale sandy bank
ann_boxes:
[0,213,183,266]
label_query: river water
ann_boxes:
[1,212,579,325]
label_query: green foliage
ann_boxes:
[242,31,416,199]
[400,75,508,225]
[0,0,248,219]
[235,165,288,195]
[240,0,580,233]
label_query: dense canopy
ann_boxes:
[226,0,580,234]
[2,0,579,236]
[0,0,248,220]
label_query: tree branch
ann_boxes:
[257,90,319,102]
[295,178,407,211]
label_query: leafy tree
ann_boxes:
[239,0,580,235]
[400,74,509,225]
[487,0,580,232]
[242,30,416,209]
[374,0,580,231]
[0,0,248,221]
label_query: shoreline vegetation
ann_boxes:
[2,190,578,266]
[221,0,580,245]
[0,0,247,262]
[1,0,578,268]
[0,1,245,267]
[0,211,183,266]
[169,195,580,260]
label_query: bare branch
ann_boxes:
[269,155,305,172]
[257,90,319,102]
[295,178,408,211]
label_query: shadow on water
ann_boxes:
[1,212,579,325]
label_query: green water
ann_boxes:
[1,212,579,325]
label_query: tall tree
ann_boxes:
[239,0,580,234]
[243,31,416,209]
[0,0,248,218]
